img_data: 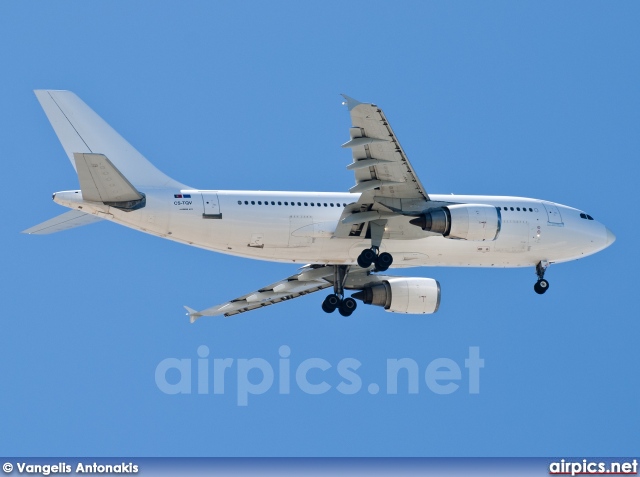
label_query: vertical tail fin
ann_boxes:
[34,90,187,190]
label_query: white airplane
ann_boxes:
[24,91,615,320]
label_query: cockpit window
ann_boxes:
[580,213,595,220]
[587,215,594,220]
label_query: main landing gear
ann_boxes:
[534,260,550,295]
[356,219,393,272]
[322,294,357,316]
[357,247,393,271]
[322,265,357,316]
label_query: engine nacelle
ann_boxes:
[409,204,501,241]
[352,277,441,314]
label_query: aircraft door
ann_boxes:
[202,192,222,219]
[542,202,563,226]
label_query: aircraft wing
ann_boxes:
[184,265,391,322]
[335,95,437,238]
[341,95,429,202]
[185,266,335,321]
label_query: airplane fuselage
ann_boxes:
[29,90,616,317]
[53,188,612,269]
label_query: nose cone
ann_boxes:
[605,227,616,247]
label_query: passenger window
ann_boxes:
[310,202,314,206]
[251,201,255,205]
[330,203,334,207]
[258,201,262,205]
[503,207,507,211]
[516,207,520,211]
[284,202,288,205]
[304,202,308,206]
[529,208,533,212]
[297,202,301,206]
[237,201,242,205]
[324,203,328,207]
[278,201,282,205]
[510,207,514,211]
[244,201,249,205]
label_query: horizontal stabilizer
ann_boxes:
[21,210,102,235]
[74,153,143,203]
[184,306,202,324]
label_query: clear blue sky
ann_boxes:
[0,1,638,457]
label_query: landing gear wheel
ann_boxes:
[357,248,377,268]
[534,260,550,295]
[338,297,357,316]
[375,252,393,272]
[534,279,549,295]
[322,294,340,313]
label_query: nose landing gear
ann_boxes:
[534,260,550,295]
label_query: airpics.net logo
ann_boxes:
[154,346,484,406]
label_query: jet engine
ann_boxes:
[352,277,441,314]
[409,204,501,241]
